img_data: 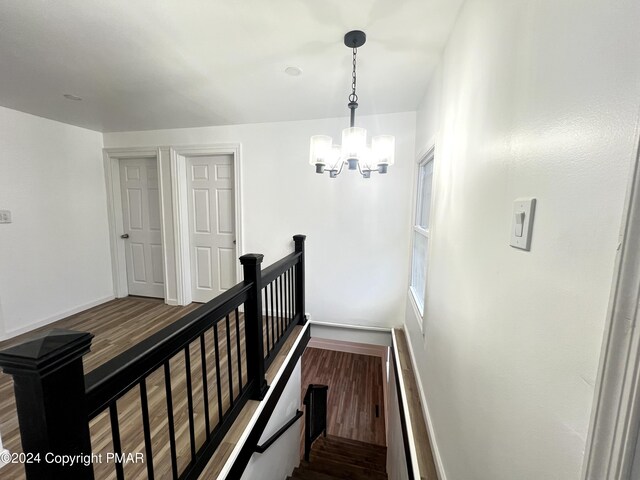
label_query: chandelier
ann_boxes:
[309,30,395,179]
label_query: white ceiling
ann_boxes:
[0,0,463,132]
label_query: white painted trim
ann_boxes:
[170,144,244,305]
[170,148,191,305]
[582,124,640,480]
[401,325,448,480]
[408,286,424,321]
[308,320,392,333]
[216,321,311,480]
[391,329,421,478]
[0,295,115,341]
[408,143,436,335]
[103,147,162,299]
[158,147,178,305]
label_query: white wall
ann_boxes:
[104,111,416,328]
[405,1,640,479]
[240,359,302,480]
[0,106,113,340]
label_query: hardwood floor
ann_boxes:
[0,297,198,479]
[0,297,302,480]
[301,347,386,447]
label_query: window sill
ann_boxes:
[408,287,424,334]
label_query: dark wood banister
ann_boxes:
[0,234,307,480]
[261,251,301,285]
[303,383,329,461]
[85,281,253,418]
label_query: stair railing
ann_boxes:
[303,383,329,461]
[0,234,307,480]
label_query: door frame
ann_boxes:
[582,130,640,479]
[103,147,163,299]
[170,144,244,305]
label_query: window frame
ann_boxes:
[409,145,435,327]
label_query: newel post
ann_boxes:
[240,253,269,400]
[293,234,307,325]
[0,329,94,480]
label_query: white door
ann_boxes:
[186,155,236,303]
[119,158,165,298]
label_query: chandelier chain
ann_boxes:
[349,47,358,104]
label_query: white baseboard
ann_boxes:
[308,337,388,359]
[309,319,392,332]
[2,295,116,341]
[402,323,448,480]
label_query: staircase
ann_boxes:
[289,435,388,480]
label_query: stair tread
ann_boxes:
[312,442,386,457]
[301,459,388,480]
[291,468,345,480]
[292,435,388,479]
[309,451,386,472]
[323,435,387,450]
[315,442,387,459]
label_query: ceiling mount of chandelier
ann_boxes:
[309,30,395,179]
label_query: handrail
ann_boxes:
[391,329,419,480]
[303,383,329,461]
[85,281,252,417]
[224,325,311,479]
[0,234,307,480]
[254,409,304,454]
[262,251,301,285]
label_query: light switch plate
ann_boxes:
[0,210,11,224]
[510,198,536,250]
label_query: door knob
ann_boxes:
[121,234,129,239]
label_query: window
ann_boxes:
[410,150,434,315]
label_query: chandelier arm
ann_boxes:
[357,160,369,178]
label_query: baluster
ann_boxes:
[284,269,289,326]
[291,266,296,321]
[163,362,179,480]
[184,346,197,461]
[213,324,224,421]
[288,267,293,324]
[200,334,211,439]
[270,282,276,347]
[264,288,270,356]
[225,314,235,405]
[278,275,284,340]
[139,379,155,480]
[235,308,243,391]
[294,234,307,324]
[109,403,125,480]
